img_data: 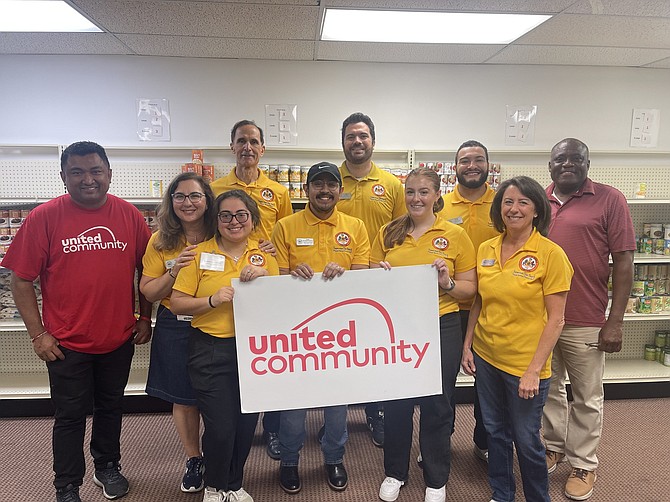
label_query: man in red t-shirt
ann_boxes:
[2,141,152,502]
[543,138,635,501]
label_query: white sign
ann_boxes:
[232,266,442,413]
[505,104,537,146]
[136,98,171,142]
[265,104,297,146]
[630,108,660,148]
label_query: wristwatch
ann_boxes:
[445,277,456,291]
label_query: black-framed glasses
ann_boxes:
[218,211,250,224]
[310,179,340,190]
[171,192,205,203]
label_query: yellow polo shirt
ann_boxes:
[370,214,476,316]
[440,184,500,310]
[337,161,406,243]
[210,168,293,241]
[172,236,279,338]
[141,231,187,310]
[271,206,370,272]
[473,229,573,378]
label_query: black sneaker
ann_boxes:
[367,410,384,447]
[181,456,205,492]
[93,462,129,500]
[263,430,281,460]
[56,484,81,502]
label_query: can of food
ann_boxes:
[653,239,665,255]
[655,330,667,348]
[289,165,301,183]
[651,296,663,314]
[277,165,290,182]
[644,344,657,361]
[657,280,667,295]
[638,296,652,314]
[642,238,653,254]
[268,165,279,182]
[201,165,214,183]
[631,280,644,296]
[644,281,656,296]
[664,348,670,367]
[663,295,670,312]
[300,166,310,184]
[288,182,301,200]
[625,296,638,313]
[0,210,9,228]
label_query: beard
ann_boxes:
[344,145,373,165]
[456,170,488,189]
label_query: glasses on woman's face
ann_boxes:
[172,192,205,203]
[218,211,250,224]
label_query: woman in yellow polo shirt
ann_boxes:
[140,172,216,493]
[170,189,279,502]
[461,176,573,502]
[371,167,477,502]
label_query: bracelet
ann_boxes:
[208,295,216,308]
[445,277,456,291]
[168,268,177,279]
[139,315,152,322]
[31,330,48,343]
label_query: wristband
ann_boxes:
[31,330,48,343]
[445,278,456,291]
[208,295,216,308]
[168,268,177,279]
[139,315,152,322]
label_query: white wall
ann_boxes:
[0,55,669,152]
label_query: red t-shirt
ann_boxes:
[546,178,636,327]
[2,195,151,353]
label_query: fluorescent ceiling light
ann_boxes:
[0,0,103,32]
[322,9,551,44]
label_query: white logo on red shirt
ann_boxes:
[61,226,128,254]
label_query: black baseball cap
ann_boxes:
[306,162,342,185]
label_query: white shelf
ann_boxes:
[631,253,670,263]
[623,313,670,321]
[627,199,670,205]
[0,320,24,332]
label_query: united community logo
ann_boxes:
[432,237,449,250]
[335,232,351,247]
[261,188,275,201]
[519,255,539,272]
[247,298,430,376]
[249,254,266,266]
[61,226,128,254]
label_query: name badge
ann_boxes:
[481,259,495,267]
[200,252,225,271]
[340,193,352,200]
[296,238,314,246]
[176,315,193,322]
[165,259,176,269]
[448,216,463,225]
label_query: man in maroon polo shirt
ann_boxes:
[542,138,635,501]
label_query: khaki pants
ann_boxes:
[542,325,605,471]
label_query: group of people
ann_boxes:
[2,112,635,502]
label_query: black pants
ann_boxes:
[383,313,461,488]
[46,338,134,489]
[188,328,258,491]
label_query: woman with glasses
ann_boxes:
[461,176,573,502]
[140,172,216,494]
[170,189,279,502]
[371,168,477,502]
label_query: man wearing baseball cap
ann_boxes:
[271,161,370,495]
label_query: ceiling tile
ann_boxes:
[564,0,670,17]
[0,33,131,55]
[487,44,670,67]
[317,41,505,64]
[324,0,573,13]
[517,14,670,48]
[117,34,315,60]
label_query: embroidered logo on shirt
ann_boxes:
[335,232,351,247]
[372,184,386,197]
[519,255,539,272]
[432,237,449,251]
[249,254,266,266]
[261,188,275,201]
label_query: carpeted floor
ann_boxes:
[2,400,668,501]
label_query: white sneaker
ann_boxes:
[379,477,404,502]
[227,487,253,502]
[202,487,224,502]
[424,485,446,502]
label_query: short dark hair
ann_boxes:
[341,112,375,145]
[230,120,264,145]
[455,140,489,163]
[491,176,551,236]
[61,141,110,170]
[551,137,590,158]
[215,189,261,233]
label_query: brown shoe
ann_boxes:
[565,468,597,500]
[546,450,565,474]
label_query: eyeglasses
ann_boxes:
[218,211,250,224]
[310,180,340,190]
[171,192,205,203]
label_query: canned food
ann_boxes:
[638,297,652,314]
[277,165,290,182]
[650,296,663,314]
[644,281,656,296]
[655,330,667,348]
[644,344,656,361]
[268,165,279,182]
[625,296,638,313]
[631,281,645,297]
[289,165,301,183]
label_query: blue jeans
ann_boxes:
[279,405,348,466]
[474,352,550,502]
